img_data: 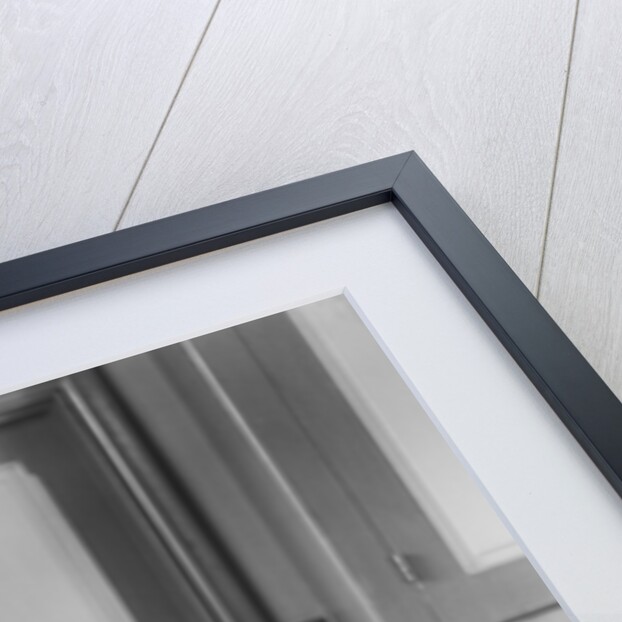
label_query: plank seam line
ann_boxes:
[535,0,581,298]
[113,0,224,231]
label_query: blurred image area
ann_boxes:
[0,296,570,622]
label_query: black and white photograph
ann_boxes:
[0,297,569,622]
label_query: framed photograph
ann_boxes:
[0,152,619,621]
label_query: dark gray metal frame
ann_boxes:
[1,150,621,498]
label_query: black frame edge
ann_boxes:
[393,151,622,498]
[0,152,410,311]
[2,150,621,500]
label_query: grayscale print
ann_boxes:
[0,296,568,622]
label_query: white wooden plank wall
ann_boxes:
[118,0,575,290]
[0,0,218,260]
[5,0,622,404]
[538,0,622,399]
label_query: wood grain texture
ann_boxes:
[0,0,217,262]
[119,0,576,290]
[538,1,622,400]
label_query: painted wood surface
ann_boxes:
[539,0,622,401]
[0,0,217,262]
[118,0,576,290]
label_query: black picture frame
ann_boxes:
[1,150,621,501]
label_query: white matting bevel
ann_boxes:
[0,205,619,621]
